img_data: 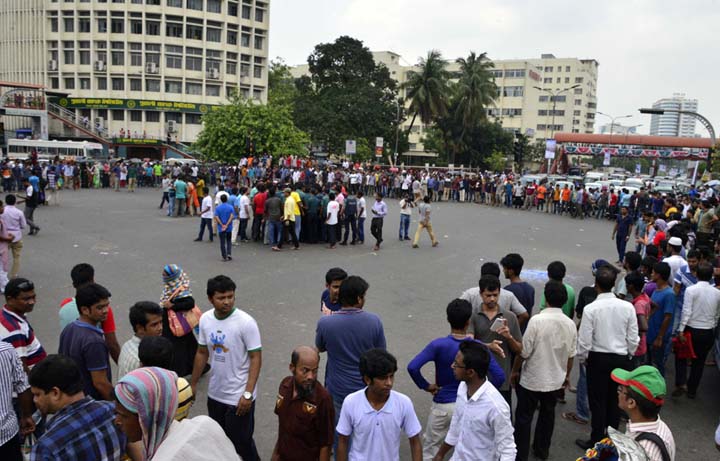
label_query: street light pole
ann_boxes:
[639,107,716,173]
[533,84,580,174]
[393,98,400,166]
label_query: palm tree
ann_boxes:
[402,50,451,134]
[450,51,498,163]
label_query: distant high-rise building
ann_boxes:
[649,93,698,137]
[598,123,638,135]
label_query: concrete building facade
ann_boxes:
[291,51,599,156]
[0,0,270,143]
[649,93,698,137]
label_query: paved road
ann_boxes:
[21,188,719,459]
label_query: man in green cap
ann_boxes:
[611,365,675,461]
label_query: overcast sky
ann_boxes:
[269,0,720,138]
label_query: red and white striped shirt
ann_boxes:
[627,417,676,461]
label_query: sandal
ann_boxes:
[562,412,588,425]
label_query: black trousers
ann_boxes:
[371,217,384,246]
[0,433,21,461]
[676,327,716,394]
[327,224,337,246]
[342,216,357,243]
[251,215,264,241]
[587,352,632,443]
[279,220,298,249]
[305,213,319,243]
[208,397,259,461]
[514,384,560,460]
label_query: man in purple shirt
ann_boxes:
[407,299,505,460]
[1,194,25,278]
[370,192,387,251]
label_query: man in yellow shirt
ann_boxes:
[283,188,299,249]
[290,185,304,242]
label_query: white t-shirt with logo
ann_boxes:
[327,200,340,225]
[358,197,367,218]
[197,309,262,406]
[201,196,214,219]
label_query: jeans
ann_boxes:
[357,217,365,242]
[648,338,671,377]
[167,194,175,216]
[23,206,39,232]
[616,234,628,261]
[576,362,590,421]
[676,327,716,394]
[587,352,632,443]
[342,216,357,243]
[198,218,213,241]
[207,397,259,461]
[218,231,232,259]
[174,198,186,217]
[268,220,282,247]
[399,214,411,239]
[294,214,302,241]
[514,384,560,460]
[239,218,249,241]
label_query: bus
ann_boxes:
[5,139,105,161]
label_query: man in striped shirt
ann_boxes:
[612,365,675,461]
[0,341,34,461]
[0,278,46,372]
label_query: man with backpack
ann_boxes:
[340,191,358,245]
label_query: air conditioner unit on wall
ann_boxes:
[146,62,158,74]
[167,120,177,133]
[207,68,219,79]
[95,61,106,71]
[48,60,58,71]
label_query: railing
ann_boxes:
[47,102,113,142]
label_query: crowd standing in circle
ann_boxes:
[1,154,720,460]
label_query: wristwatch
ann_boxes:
[243,391,253,401]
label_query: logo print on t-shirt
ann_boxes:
[210,331,229,362]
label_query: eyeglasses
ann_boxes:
[451,361,466,369]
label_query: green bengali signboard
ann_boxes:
[113,137,161,145]
[50,96,221,114]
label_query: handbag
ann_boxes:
[671,332,696,359]
[165,285,203,338]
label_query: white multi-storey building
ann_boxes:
[0,0,269,143]
[649,93,698,137]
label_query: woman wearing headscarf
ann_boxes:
[115,367,239,461]
[159,264,202,376]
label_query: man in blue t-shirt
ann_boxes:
[612,206,634,263]
[173,177,187,217]
[501,253,535,323]
[214,194,235,261]
[407,299,504,460]
[320,267,347,315]
[648,262,675,376]
[315,276,385,425]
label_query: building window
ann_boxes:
[502,86,523,97]
[539,95,548,102]
[241,5,251,19]
[145,21,160,35]
[227,30,237,45]
[207,0,221,12]
[130,79,142,91]
[565,77,570,83]
[575,77,584,83]
[226,86,237,98]
[79,50,91,65]
[240,63,250,77]
[185,113,201,124]
[97,77,107,90]
[111,78,124,91]
[111,19,124,34]
[504,69,525,78]
[79,78,90,89]
[111,51,124,66]
[146,79,160,92]
[64,18,74,33]
[50,18,58,32]
[166,54,183,69]
[574,88,582,94]
[253,65,262,79]
[254,36,264,50]
[112,110,124,121]
[544,66,553,72]
[253,88,262,100]
[255,8,264,22]
[226,61,237,74]
[543,77,551,84]
[186,82,202,95]
[130,20,142,34]
[186,25,203,41]
[79,18,91,33]
[185,56,202,71]
[241,33,250,47]
[206,85,220,96]
[565,66,571,72]
[166,22,182,37]
[207,28,221,42]
[167,0,182,6]
[130,110,142,121]
[228,2,238,16]
[186,0,202,10]
[130,52,142,66]
[537,124,546,131]
[165,80,182,93]
[574,99,582,106]
[574,110,581,116]
[146,111,160,122]
[63,50,75,64]
[50,78,59,89]
[97,18,107,33]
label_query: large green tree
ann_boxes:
[293,36,405,160]
[402,50,451,134]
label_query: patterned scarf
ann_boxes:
[115,367,179,460]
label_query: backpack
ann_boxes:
[634,432,671,461]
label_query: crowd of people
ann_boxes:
[2,236,719,461]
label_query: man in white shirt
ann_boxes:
[236,187,251,243]
[325,192,340,249]
[433,341,516,461]
[398,193,413,241]
[511,281,577,461]
[460,262,529,327]
[117,302,163,378]
[612,365,676,461]
[663,237,687,283]
[677,262,720,398]
[337,349,422,461]
[576,265,640,449]
[357,191,367,244]
[195,187,214,242]
[190,275,262,461]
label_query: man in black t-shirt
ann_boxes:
[340,193,358,245]
[21,178,40,235]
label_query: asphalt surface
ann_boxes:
[20,187,719,459]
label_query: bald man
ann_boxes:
[272,347,334,461]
